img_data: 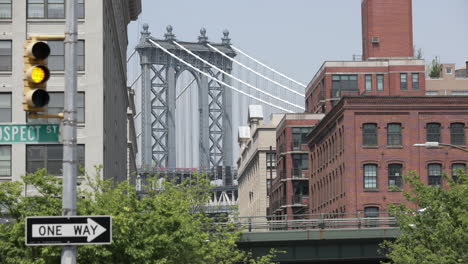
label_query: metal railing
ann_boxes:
[224,212,397,232]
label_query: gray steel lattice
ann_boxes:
[136,25,235,170]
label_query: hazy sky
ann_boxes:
[128,0,468,85]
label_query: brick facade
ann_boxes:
[307,97,468,215]
[362,0,414,60]
[269,114,324,217]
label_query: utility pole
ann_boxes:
[61,0,78,262]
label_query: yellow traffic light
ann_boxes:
[23,39,51,112]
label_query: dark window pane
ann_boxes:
[0,1,11,19]
[452,164,465,183]
[400,73,407,90]
[365,75,372,91]
[364,207,379,217]
[77,0,85,19]
[428,164,442,186]
[388,164,403,188]
[387,123,402,145]
[363,123,378,146]
[427,123,441,142]
[0,145,11,177]
[47,3,64,18]
[28,0,45,18]
[27,145,84,176]
[0,93,11,122]
[0,40,12,71]
[450,123,465,145]
[412,73,419,90]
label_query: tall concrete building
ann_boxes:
[0,0,141,184]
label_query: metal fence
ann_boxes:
[224,212,397,232]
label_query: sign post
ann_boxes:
[26,216,112,246]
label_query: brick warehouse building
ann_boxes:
[307,96,468,215]
[269,113,323,217]
[293,0,467,217]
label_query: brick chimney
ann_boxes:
[362,0,414,60]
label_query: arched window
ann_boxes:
[364,164,378,189]
[428,163,442,186]
[363,123,378,146]
[426,123,441,142]
[388,164,403,188]
[387,123,402,146]
[452,163,466,183]
[450,123,465,145]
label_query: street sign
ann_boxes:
[25,216,112,246]
[0,124,59,143]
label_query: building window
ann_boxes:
[26,144,85,175]
[446,67,452,74]
[0,145,11,177]
[48,40,85,71]
[426,123,441,142]
[292,127,314,150]
[364,164,378,189]
[332,75,358,97]
[0,0,12,19]
[377,74,384,91]
[266,152,276,170]
[28,92,85,124]
[365,75,372,91]
[452,164,466,183]
[27,0,84,19]
[292,154,308,177]
[387,123,402,146]
[0,40,12,71]
[426,91,439,96]
[400,73,407,90]
[428,163,442,186]
[412,73,419,90]
[364,206,379,227]
[450,123,465,145]
[363,123,378,146]
[0,93,11,123]
[451,91,468,96]
[388,164,403,188]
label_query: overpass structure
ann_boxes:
[231,215,399,263]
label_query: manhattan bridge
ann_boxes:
[127,24,305,211]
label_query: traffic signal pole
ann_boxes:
[61,0,78,263]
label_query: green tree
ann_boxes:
[382,171,468,264]
[0,169,278,264]
[427,56,442,78]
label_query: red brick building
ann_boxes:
[307,96,468,216]
[269,114,323,217]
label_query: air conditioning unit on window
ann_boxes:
[372,37,380,44]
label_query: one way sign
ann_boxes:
[26,216,112,246]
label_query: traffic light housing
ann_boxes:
[23,38,51,113]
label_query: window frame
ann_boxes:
[363,164,378,189]
[365,74,372,91]
[0,92,12,123]
[412,73,419,90]
[266,152,276,170]
[450,123,465,145]
[26,144,85,176]
[363,123,378,146]
[451,163,466,183]
[377,74,384,91]
[0,0,12,19]
[388,164,403,188]
[387,123,402,146]
[47,39,85,71]
[426,123,441,143]
[400,73,407,90]
[0,40,12,72]
[428,163,442,186]
[0,145,12,177]
[27,0,84,19]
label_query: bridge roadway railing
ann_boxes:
[219,212,397,232]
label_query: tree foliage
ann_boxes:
[428,56,442,78]
[382,171,468,264]
[0,168,278,264]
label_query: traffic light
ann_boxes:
[23,38,51,113]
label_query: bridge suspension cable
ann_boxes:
[206,43,304,97]
[230,45,307,88]
[173,41,304,111]
[148,39,294,113]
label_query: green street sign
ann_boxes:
[0,124,60,143]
